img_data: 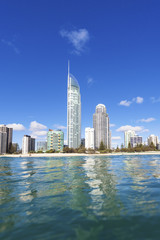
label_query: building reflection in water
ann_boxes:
[123,155,159,215]
[83,156,123,217]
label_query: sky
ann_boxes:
[1,0,160,148]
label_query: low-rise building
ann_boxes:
[37,141,47,152]
[47,129,64,152]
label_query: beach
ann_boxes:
[1,151,160,158]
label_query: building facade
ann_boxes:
[22,135,35,154]
[124,130,136,148]
[67,63,81,149]
[147,135,159,146]
[85,127,95,149]
[37,141,47,152]
[31,138,35,152]
[130,135,143,148]
[47,130,64,152]
[0,125,13,154]
[22,135,31,154]
[0,132,7,154]
[93,104,111,149]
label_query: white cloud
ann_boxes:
[7,123,25,131]
[135,96,143,104]
[87,77,93,85]
[150,97,160,103]
[110,123,116,127]
[138,118,155,123]
[60,28,90,55]
[29,121,47,131]
[116,125,148,133]
[29,121,47,138]
[119,96,144,107]
[119,100,132,107]
[112,136,121,140]
[54,124,67,130]
[32,131,47,136]
[1,39,20,54]
[140,129,149,133]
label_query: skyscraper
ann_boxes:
[0,132,7,154]
[67,62,81,148]
[93,104,111,149]
[0,125,13,153]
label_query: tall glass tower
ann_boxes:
[67,62,81,148]
[93,104,111,149]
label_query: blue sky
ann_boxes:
[1,0,160,148]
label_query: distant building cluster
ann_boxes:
[124,130,159,149]
[124,130,142,148]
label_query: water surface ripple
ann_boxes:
[0,155,160,239]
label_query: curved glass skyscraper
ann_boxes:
[67,63,81,148]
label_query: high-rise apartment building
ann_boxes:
[22,135,35,154]
[31,138,35,152]
[47,129,64,152]
[147,135,159,147]
[93,104,111,149]
[0,132,7,154]
[67,62,81,148]
[0,125,13,153]
[85,127,95,149]
[22,135,31,154]
[124,130,135,148]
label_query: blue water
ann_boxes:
[0,155,160,239]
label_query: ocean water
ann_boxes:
[0,155,160,240]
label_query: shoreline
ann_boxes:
[1,151,160,158]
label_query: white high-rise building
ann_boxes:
[85,128,95,149]
[93,104,111,149]
[22,135,31,154]
[67,62,81,148]
[124,130,136,148]
[22,135,35,154]
[147,135,159,147]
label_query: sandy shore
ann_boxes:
[1,151,160,158]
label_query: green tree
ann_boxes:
[128,142,131,148]
[99,141,105,150]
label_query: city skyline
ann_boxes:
[1,1,160,147]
